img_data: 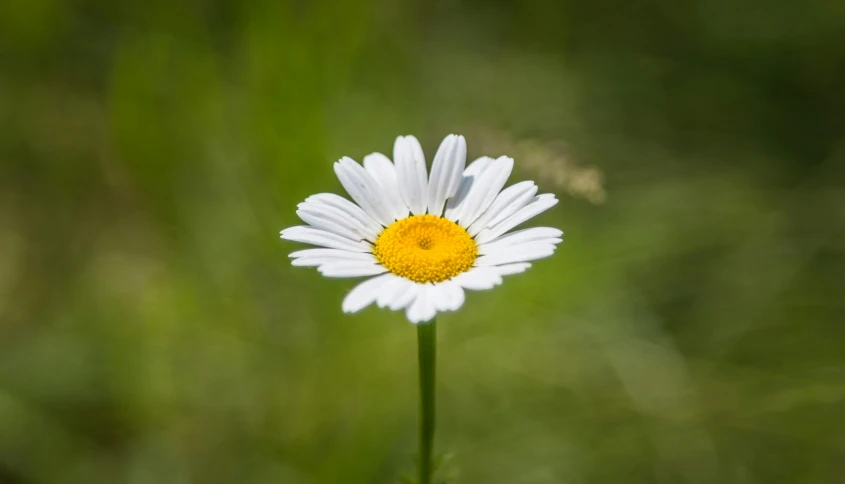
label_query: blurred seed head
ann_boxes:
[472,129,606,204]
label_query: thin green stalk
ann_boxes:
[417,318,437,484]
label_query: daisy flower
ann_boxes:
[280,134,562,324]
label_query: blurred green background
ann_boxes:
[1,0,845,482]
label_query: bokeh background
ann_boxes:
[2,0,845,482]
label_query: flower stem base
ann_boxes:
[417,319,436,484]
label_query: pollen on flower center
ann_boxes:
[373,214,478,283]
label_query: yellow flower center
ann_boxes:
[373,214,478,283]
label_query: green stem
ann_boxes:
[417,318,437,484]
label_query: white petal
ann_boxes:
[375,276,405,308]
[342,274,397,313]
[394,135,428,215]
[377,277,420,310]
[280,226,373,252]
[467,181,538,236]
[334,157,394,226]
[474,194,559,244]
[478,227,563,255]
[431,280,465,312]
[474,243,556,266]
[305,193,383,237]
[391,284,422,310]
[291,258,324,267]
[444,156,494,221]
[296,207,370,242]
[480,238,561,257]
[405,285,437,323]
[290,248,376,260]
[450,284,466,310]
[453,156,514,228]
[318,262,388,278]
[289,249,377,267]
[493,263,532,276]
[297,203,379,242]
[479,227,563,248]
[390,290,419,310]
[451,267,503,290]
[486,182,542,228]
[427,134,467,216]
[364,152,409,221]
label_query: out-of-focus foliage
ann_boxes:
[1,0,844,482]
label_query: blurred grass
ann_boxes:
[1,0,844,482]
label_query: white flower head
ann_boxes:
[280,134,563,323]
